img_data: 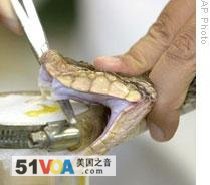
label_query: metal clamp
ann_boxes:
[29,121,80,151]
[0,121,81,151]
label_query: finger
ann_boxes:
[94,0,195,75]
[0,0,21,34]
[94,56,140,76]
[147,14,195,141]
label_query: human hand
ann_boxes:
[0,0,21,34]
[94,0,196,142]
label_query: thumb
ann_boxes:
[94,55,145,76]
[0,0,22,34]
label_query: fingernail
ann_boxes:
[94,56,123,70]
[149,123,166,142]
[96,56,121,62]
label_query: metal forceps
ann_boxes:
[10,0,77,125]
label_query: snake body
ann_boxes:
[38,50,195,155]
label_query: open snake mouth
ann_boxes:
[42,76,154,138]
[52,78,132,126]
[39,57,157,134]
[38,50,157,154]
[47,78,155,155]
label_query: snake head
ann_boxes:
[39,50,157,155]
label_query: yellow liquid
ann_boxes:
[78,176,88,185]
[25,104,60,117]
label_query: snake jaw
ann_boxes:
[39,50,157,155]
[39,72,156,155]
[81,99,153,155]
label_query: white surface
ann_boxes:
[0,0,195,184]
[0,94,87,124]
[0,95,64,124]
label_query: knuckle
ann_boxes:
[148,11,174,44]
[166,29,195,62]
[120,50,149,75]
